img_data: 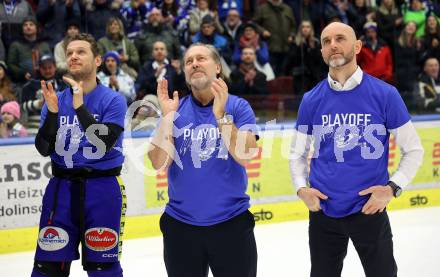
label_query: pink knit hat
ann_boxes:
[1,101,21,119]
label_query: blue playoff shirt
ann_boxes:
[40,84,127,170]
[295,73,410,218]
[165,94,257,226]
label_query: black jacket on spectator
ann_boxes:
[323,1,358,25]
[423,32,440,62]
[86,0,120,40]
[135,60,186,98]
[394,43,424,105]
[284,38,326,94]
[36,0,81,47]
[290,0,324,36]
[375,7,403,56]
[416,72,440,111]
[230,67,268,95]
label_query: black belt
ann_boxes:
[50,162,122,270]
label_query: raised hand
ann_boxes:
[62,75,84,109]
[157,79,179,116]
[40,80,59,113]
[211,78,229,119]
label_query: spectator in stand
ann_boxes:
[192,15,231,64]
[36,0,81,48]
[159,0,190,31]
[131,94,161,132]
[375,0,403,57]
[97,51,136,104]
[21,54,66,134]
[7,16,51,84]
[284,20,326,94]
[352,0,375,36]
[290,0,324,37]
[358,21,394,84]
[85,0,121,40]
[98,17,140,78]
[54,20,81,74]
[0,0,34,48]
[120,0,154,39]
[135,7,182,64]
[230,47,268,95]
[0,61,17,107]
[232,22,267,66]
[232,21,274,80]
[403,0,428,38]
[221,8,244,47]
[217,0,242,21]
[159,0,191,46]
[188,0,224,38]
[323,0,358,26]
[394,21,424,108]
[416,57,440,112]
[422,14,440,62]
[0,101,27,138]
[135,41,186,98]
[253,0,296,77]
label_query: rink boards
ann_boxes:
[1,118,440,254]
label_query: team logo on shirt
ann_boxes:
[299,112,387,161]
[85,227,118,251]
[180,125,228,164]
[38,227,69,251]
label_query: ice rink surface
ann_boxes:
[2,206,439,277]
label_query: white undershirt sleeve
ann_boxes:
[289,129,313,193]
[388,121,425,189]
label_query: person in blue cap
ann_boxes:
[98,51,136,104]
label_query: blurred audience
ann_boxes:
[7,16,51,84]
[416,57,440,112]
[97,51,136,104]
[98,17,140,78]
[358,21,394,84]
[230,47,268,95]
[284,20,325,94]
[54,20,81,74]
[0,100,27,138]
[0,61,17,107]
[253,0,296,76]
[21,54,66,134]
[135,41,186,98]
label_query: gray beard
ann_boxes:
[327,48,354,68]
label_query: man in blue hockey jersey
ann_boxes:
[289,22,424,277]
[32,33,127,277]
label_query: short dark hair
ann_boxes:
[64,33,100,57]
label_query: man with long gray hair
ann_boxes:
[148,43,259,277]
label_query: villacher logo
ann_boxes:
[85,227,118,251]
[37,227,69,251]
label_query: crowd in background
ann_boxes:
[1,0,440,138]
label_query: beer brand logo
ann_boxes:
[85,227,118,251]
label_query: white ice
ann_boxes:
[2,206,439,277]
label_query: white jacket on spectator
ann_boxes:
[97,69,136,103]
